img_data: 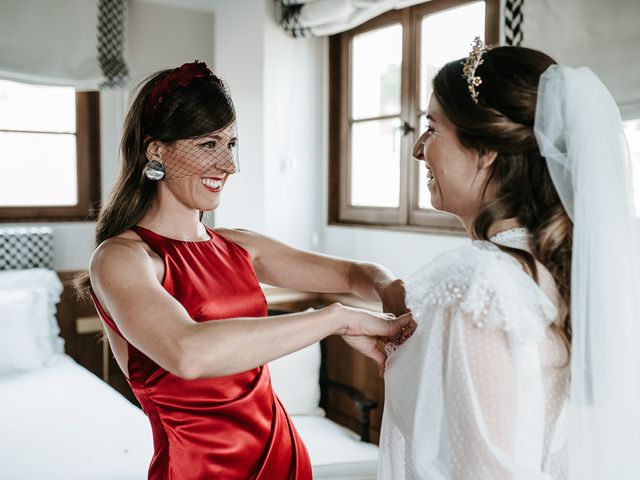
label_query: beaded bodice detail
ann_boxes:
[404,229,556,344]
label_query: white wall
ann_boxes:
[324,226,468,279]
[263,5,325,250]
[26,0,463,276]
[210,0,267,233]
[210,1,324,252]
[0,222,96,271]
[207,0,466,278]
[4,0,547,279]
[5,1,637,280]
[128,0,214,84]
[522,0,640,120]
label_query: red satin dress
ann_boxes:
[91,225,312,480]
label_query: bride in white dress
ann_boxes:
[378,39,640,480]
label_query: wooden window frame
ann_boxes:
[329,0,499,234]
[0,91,101,222]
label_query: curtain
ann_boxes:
[0,0,128,89]
[522,0,640,120]
[504,0,523,46]
[275,0,429,37]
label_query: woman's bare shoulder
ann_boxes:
[213,227,258,242]
[90,230,156,282]
[212,228,261,258]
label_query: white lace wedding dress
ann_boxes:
[378,229,569,480]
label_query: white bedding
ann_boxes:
[0,354,152,480]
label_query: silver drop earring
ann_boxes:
[144,159,165,181]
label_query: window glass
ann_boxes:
[420,1,486,111]
[352,24,403,120]
[0,132,77,206]
[0,79,75,133]
[0,79,78,208]
[351,117,402,207]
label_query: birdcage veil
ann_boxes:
[141,60,239,182]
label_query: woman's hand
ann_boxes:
[333,304,413,376]
[380,278,409,317]
[379,279,416,346]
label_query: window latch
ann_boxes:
[398,121,414,136]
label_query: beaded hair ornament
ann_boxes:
[142,60,239,181]
[462,36,489,104]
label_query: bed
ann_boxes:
[0,227,153,480]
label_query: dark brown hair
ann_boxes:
[433,46,572,348]
[75,68,236,298]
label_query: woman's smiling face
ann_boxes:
[412,95,497,225]
[148,121,238,212]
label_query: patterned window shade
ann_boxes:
[98,0,129,88]
[0,0,129,89]
[0,227,54,271]
[275,0,429,38]
[504,0,523,46]
[275,0,520,40]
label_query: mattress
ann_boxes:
[0,355,152,480]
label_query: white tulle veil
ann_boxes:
[534,65,640,479]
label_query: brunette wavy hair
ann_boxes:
[432,46,572,349]
[75,67,236,298]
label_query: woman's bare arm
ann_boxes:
[214,228,410,317]
[90,237,409,380]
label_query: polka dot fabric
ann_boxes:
[379,229,569,479]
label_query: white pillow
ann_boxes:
[269,341,324,416]
[0,268,64,358]
[0,288,51,373]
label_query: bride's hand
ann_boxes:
[334,304,412,376]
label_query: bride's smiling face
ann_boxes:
[412,95,497,226]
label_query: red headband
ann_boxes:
[143,60,220,130]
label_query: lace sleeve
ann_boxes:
[406,244,557,342]
[380,246,559,480]
[439,308,520,479]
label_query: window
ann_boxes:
[329,0,499,232]
[0,79,100,221]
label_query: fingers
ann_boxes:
[345,306,415,342]
[364,345,387,377]
[341,334,388,377]
[396,312,413,325]
[382,312,415,345]
[400,322,415,344]
[358,344,386,377]
[385,312,413,335]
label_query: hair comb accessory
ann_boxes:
[143,60,222,130]
[462,36,488,104]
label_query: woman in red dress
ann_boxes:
[77,61,411,480]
